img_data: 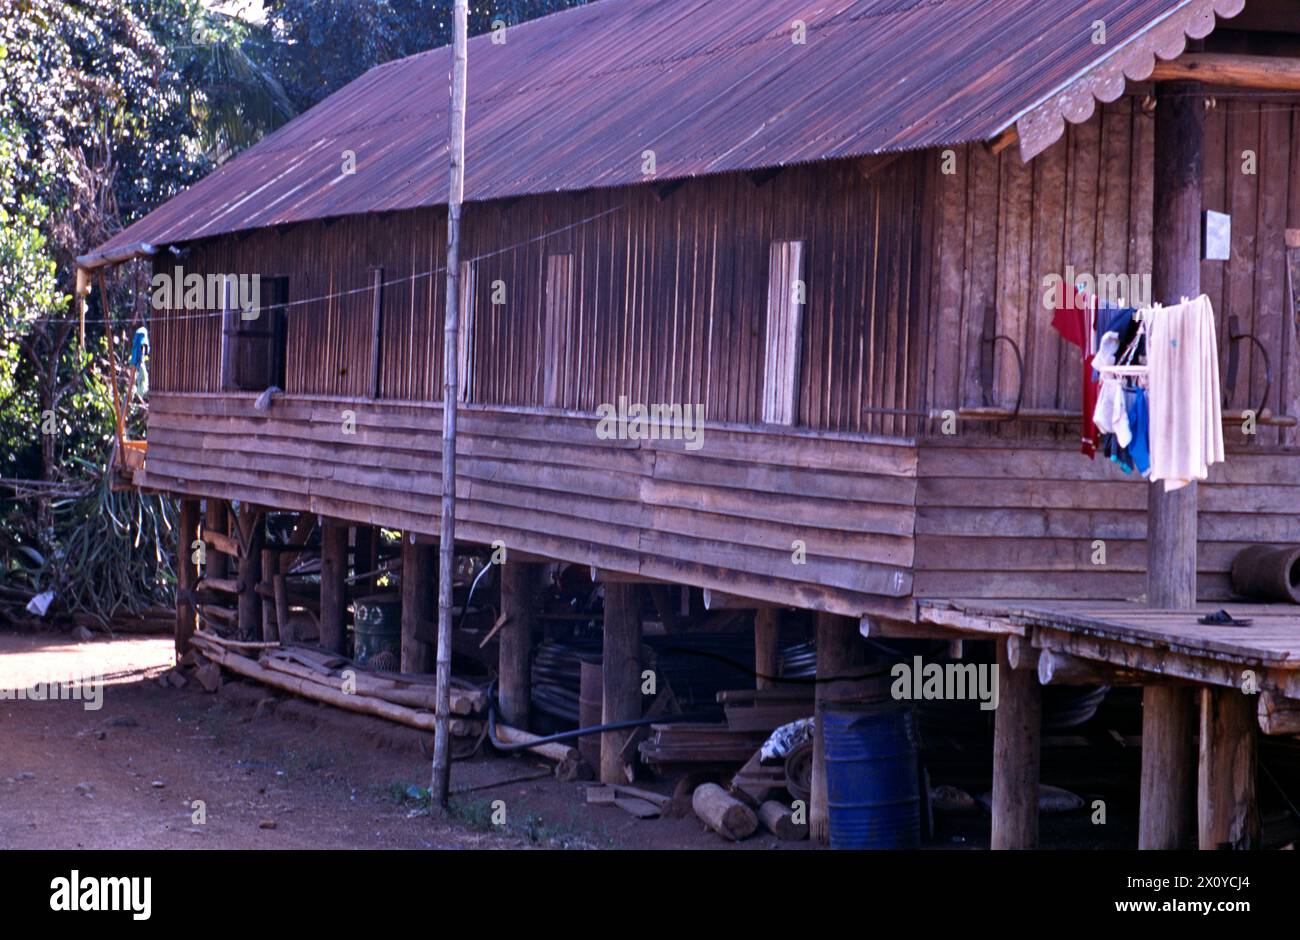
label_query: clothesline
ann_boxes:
[28,203,628,327]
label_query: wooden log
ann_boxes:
[1037,650,1147,686]
[494,722,588,779]
[1139,686,1197,849]
[320,520,348,655]
[758,800,807,841]
[260,549,278,643]
[201,644,445,731]
[237,511,264,640]
[692,783,758,841]
[601,582,642,784]
[1258,692,1300,736]
[991,639,1041,849]
[198,604,236,627]
[259,655,482,714]
[499,560,538,727]
[197,577,239,595]
[1006,635,1039,671]
[754,608,779,690]
[1198,688,1259,850]
[203,499,228,581]
[203,528,241,560]
[811,611,868,846]
[176,498,201,657]
[400,537,435,674]
[1147,79,1202,610]
[1151,53,1300,92]
[703,588,783,610]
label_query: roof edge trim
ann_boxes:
[1011,0,1247,161]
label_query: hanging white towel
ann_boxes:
[1146,294,1224,491]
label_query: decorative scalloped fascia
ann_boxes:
[1013,0,1247,161]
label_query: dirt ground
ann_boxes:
[0,628,804,850]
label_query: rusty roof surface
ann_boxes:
[86,0,1244,263]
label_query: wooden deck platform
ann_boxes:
[918,598,1300,697]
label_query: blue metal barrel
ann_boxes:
[823,701,921,849]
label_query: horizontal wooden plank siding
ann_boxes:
[914,440,1300,602]
[142,393,918,618]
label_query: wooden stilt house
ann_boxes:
[81,0,1300,848]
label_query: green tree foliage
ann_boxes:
[263,0,588,112]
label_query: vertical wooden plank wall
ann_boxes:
[923,97,1300,444]
[150,157,933,438]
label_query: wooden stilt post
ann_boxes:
[1139,78,1205,847]
[204,498,228,581]
[355,525,379,596]
[811,611,868,846]
[1139,686,1197,848]
[498,560,537,728]
[1198,688,1260,849]
[431,0,469,809]
[176,498,201,657]
[600,581,641,784]
[261,548,278,642]
[320,520,348,655]
[754,608,779,690]
[991,638,1041,849]
[237,511,264,641]
[400,536,435,674]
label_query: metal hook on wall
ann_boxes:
[1225,314,1271,418]
[978,312,1025,422]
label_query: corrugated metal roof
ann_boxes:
[85,0,1243,263]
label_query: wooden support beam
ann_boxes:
[1037,650,1148,686]
[811,611,869,846]
[260,549,278,642]
[176,498,201,657]
[1139,686,1197,849]
[1198,688,1259,850]
[991,639,1041,849]
[499,560,539,727]
[1006,635,1040,671]
[237,511,264,641]
[203,499,229,580]
[703,588,783,610]
[1148,79,1202,610]
[1258,691,1300,736]
[986,126,1018,155]
[857,152,903,180]
[400,537,435,674]
[590,566,669,585]
[861,615,979,641]
[601,582,642,784]
[319,521,348,655]
[754,608,780,690]
[1151,53,1300,92]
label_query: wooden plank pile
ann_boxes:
[638,686,813,768]
[189,633,486,738]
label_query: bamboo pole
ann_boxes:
[432,0,470,810]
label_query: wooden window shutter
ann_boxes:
[458,260,476,403]
[762,240,805,425]
[220,276,236,392]
[543,254,574,409]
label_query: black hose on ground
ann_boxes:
[482,679,711,752]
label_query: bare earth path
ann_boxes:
[0,629,782,850]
